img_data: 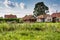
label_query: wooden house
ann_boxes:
[23,15,36,22]
[37,14,52,22]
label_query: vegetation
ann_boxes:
[33,2,49,16]
[0,18,20,23]
[0,23,60,40]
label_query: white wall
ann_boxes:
[37,19,42,22]
[37,16,52,22]
[45,16,52,22]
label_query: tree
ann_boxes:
[33,2,49,16]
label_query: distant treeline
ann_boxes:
[0,18,20,23]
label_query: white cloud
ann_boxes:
[20,2,26,9]
[49,7,56,14]
[15,3,19,7]
[4,0,15,8]
[46,3,60,15]
[4,0,9,8]
[4,0,26,9]
[48,4,59,14]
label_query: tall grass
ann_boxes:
[0,23,60,40]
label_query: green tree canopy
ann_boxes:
[33,2,49,16]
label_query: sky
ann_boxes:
[0,0,60,18]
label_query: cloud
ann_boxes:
[4,0,26,9]
[4,0,15,8]
[4,0,9,8]
[20,2,26,9]
[15,3,19,7]
[3,0,27,9]
[49,7,56,14]
[46,3,60,15]
[48,4,59,14]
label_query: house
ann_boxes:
[23,15,36,22]
[4,14,17,23]
[4,14,17,19]
[51,12,60,22]
[37,14,52,22]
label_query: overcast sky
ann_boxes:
[0,0,60,18]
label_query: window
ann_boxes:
[48,19,51,21]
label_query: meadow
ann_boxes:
[0,23,60,40]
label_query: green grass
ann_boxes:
[0,23,60,40]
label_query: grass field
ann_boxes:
[0,23,60,40]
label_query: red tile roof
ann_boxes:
[5,14,17,19]
[37,14,50,19]
[23,15,36,20]
[51,12,60,18]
